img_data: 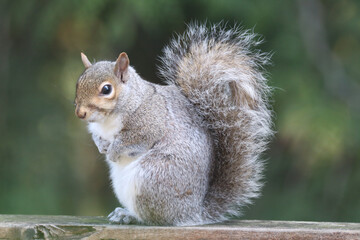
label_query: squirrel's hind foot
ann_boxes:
[108,207,139,225]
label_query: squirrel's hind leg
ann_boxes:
[108,207,139,225]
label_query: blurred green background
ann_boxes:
[1,0,359,222]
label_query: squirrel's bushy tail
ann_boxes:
[159,23,273,223]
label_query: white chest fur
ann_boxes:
[87,116,123,142]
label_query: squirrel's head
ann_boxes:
[74,52,129,122]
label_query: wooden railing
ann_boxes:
[0,215,359,239]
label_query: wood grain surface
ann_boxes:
[0,215,359,240]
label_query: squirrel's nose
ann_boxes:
[75,107,87,119]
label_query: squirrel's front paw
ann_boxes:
[108,207,138,224]
[92,135,111,154]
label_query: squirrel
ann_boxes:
[74,23,273,226]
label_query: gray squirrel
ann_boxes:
[74,23,273,226]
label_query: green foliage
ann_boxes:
[0,0,359,222]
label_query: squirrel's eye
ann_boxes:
[101,84,112,95]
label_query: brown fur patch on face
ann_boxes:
[87,103,109,113]
[75,61,123,121]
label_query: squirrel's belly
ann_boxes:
[107,159,140,217]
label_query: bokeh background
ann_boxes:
[1,0,359,222]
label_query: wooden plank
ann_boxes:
[0,215,359,240]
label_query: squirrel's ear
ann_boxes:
[114,52,129,83]
[81,52,92,69]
